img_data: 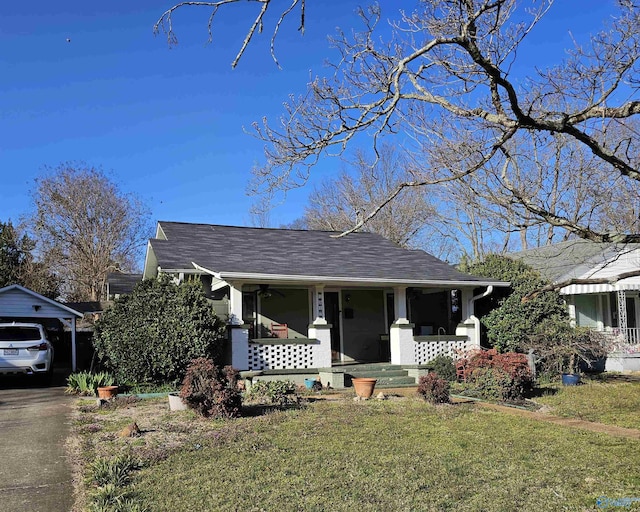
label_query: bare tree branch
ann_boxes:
[247,0,640,243]
[154,0,306,68]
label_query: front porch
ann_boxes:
[220,282,489,373]
[566,289,640,371]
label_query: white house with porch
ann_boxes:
[142,222,508,383]
[514,240,640,371]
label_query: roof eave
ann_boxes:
[211,270,508,288]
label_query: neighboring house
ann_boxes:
[142,221,508,375]
[105,272,143,300]
[512,240,640,371]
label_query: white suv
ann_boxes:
[0,323,54,382]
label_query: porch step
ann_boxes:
[348,369,408,379]
[344,364,418,388]
[373,376,417,388]
[338,363,403,372]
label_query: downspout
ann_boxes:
[468,286,494,348]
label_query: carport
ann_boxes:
[0,285,83,371]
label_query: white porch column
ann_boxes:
[566,296,577,328]
[308,285,331,367]
[393,286,409,324]
[308,324,332,368]
[390,286,414,364]
[390,323,415,364]
[461,286,494,348]
[228,282,243,325]
[312,285,327,325]
[459,289,472,320]
[60,317,78,372]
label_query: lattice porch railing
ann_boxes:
[414,338,472,365]
[248,341,319,370]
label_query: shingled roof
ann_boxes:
[144,221,506,287]
[511,239,639,282]
[106,273,143,296]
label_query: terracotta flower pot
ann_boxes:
[352,377,377,399]
[97,385,118,399]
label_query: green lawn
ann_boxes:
[125,400,639,511]
[535,380,640,430]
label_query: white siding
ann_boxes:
[0,288,77,319]
[582,248,640,280]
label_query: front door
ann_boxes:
[325,292,342,362]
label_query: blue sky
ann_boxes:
[0,0,620,231]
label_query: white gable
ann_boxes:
[578,247,640,280]
[560,247,640,295]
[0,285,82,319]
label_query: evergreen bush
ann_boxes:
[463,255,568,353]
[425,355,456,382]
[244,380,299,407]
[93,276,225,385]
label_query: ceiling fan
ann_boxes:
[257,284,285,298]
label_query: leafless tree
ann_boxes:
[157,0,640,245]
[301,144,446,251]
[29,164,152,301]
[247,0,639,242]
[436,126,640,255]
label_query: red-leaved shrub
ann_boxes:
[180,358,242,418]
[417,372,451,404]
[457,349,533,401]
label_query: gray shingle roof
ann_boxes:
[511,239,640,282]
[106,273,143,295]
[149,221,502,285]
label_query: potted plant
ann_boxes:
[97,385,119,399]
[561,352,582,386]
[351,377,377,398]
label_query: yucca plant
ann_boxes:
[66,371,115,396]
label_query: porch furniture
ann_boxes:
[271,323,289,338]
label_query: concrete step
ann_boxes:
[374,376,417,387]
[347,369,409,379]
[337,363,402,372]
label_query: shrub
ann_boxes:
[425,355,456,382]
[524,318,607,378]
[458,349,533,401]
[245,380,299,407]
[417,373,451,404]
[180,358,242,418]
[463,255,568,352]
[94,276,226,385]
[66,371,115,396]
[467,367,511,401]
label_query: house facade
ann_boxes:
[513,240,640,370]
[142,222,508,373]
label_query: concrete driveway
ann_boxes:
[0,374,74,512]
